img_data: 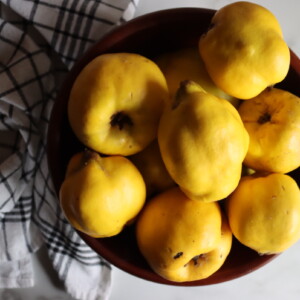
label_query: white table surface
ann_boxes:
[2,1,300,299]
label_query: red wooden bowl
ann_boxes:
[47,8,300,286]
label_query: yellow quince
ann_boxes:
[238,88,300,173]
[59,150,146,238]
[226,173,300,254]
[136,187,232,282]
[155,47,239,107]
[158,80,249,202]
[199,1,290,99]
[68,53,168,156]
[129,140,175,197]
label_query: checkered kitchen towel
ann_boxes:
[0,0,138,299]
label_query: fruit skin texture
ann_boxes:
[199,1,290,99]
[226,173,300,254]
[155,47,239,107]
[129,140,175,197]
[59,150,146,238]
[68,52,169,156]
[158,80,249,202]
[136,187,231,282]
[238,88,300,173]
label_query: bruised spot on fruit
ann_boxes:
[192,254,206,266]
[235,39,246,50]
[257,112,271,124]
[173,252,183,259]
[110,111,133,130]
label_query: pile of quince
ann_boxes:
[59,2,300,282]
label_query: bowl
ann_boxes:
[47,7,300,286]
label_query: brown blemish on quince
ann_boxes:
[173,252,183,259]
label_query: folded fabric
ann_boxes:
[0,0,138,299]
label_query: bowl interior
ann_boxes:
[47,8,300,286]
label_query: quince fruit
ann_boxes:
[68,53,169,156]
[129,140,175,197]
[199,1,290,99]
[155,47,239,107]
[136,187,232,282]
[226,173,300,254]
[59,150,146,238]
[158,80,249,202]
[238,88,300,173]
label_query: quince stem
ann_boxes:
[172,80,206,109]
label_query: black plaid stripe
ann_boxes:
[2,194,35,253]
[0,157,21,191]
[2,195,33,222]
[26,0,107,65]
[32,148,110,267]
[0,151,24,210]
[65,0,97,63]
[0,48,53,118]
[2,0,137,68]
[0,2,67,80]
[36,0,121,24]
[0,0,136,296]
[1,221,12,260]
[0,173,16,210]
[0,46,32,112]
[1,191,41,261]
[55,0,87,58]
[0,20,56,198]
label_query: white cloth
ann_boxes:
[0,0,138,299]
